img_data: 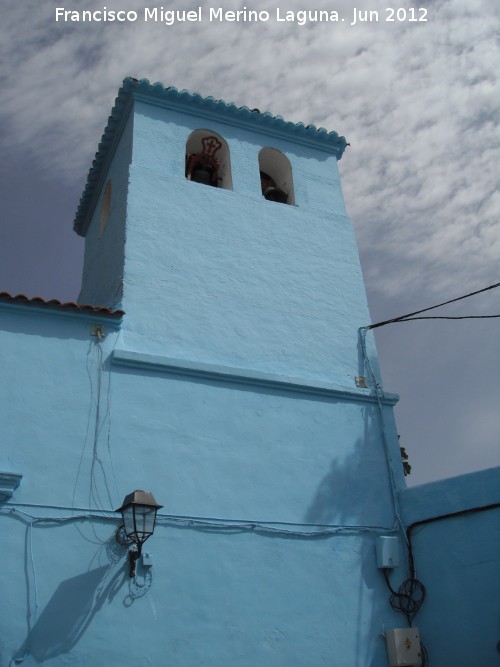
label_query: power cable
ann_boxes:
[366,281,500,330]
[378,315,500,323]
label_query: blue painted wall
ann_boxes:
[0,300,406,666]
[78,85,380,388]
[398,469,500,667]
[123,104,373,384]
[4,80,496,667]
[78,112,133,308]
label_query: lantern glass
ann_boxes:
[117,490,162,546]
[121,505,136,540]
[134,505,157,543]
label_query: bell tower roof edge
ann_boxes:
[73,77,348,237]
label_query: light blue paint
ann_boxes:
[0,471,23,500]
[111,347,399,404]
[78,111,133,308]
[77,84,374,388]
[2,79,497,667]
[399,470,500,666]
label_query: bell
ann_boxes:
[190,163,214,186]
[263,187,288,204]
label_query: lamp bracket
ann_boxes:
[115,525,129,547]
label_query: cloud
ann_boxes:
[2,0,498,298]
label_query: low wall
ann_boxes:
[399,468,500,667]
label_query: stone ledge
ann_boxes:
[112,348,399,405]
[0,472,23,501]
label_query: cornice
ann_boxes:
[129,78,347,153]
[0,472,22,501]
[111,348,399,405]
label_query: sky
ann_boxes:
[0,0,498,486]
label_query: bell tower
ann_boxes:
[70,79,406,666]
[75,78,379,389]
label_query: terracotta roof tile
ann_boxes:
[0,292,124,318]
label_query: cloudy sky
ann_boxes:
[1,0,498,486]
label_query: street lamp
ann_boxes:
[116,490,163,577]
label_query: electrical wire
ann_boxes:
[156,513,397,538]
[73,336,118,530]
[359,327,430,663]
[1,506,112,526]
[89,340,114,511]
[358,327,408,543]
[27,519,38,627]
[383,568,426,626]
[406,502,500,581]
[1,504,396,539]
[374,314,500,324]
[366,280,500,330]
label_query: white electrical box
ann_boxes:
[385,627,422,666]
[142,551,153,568]
[376,535,399,568]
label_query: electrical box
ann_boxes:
[142,551,153,568]
[385,627,422,666]
[376,535,399,568]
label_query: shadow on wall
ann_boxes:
[304,404,396,527]
[15,564,126,663]
[304,402,401,667]
[12,535,134,664]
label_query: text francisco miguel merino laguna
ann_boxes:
[56,6,428,26]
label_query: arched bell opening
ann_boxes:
[185,130,232,190]
[258,148,295,205]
